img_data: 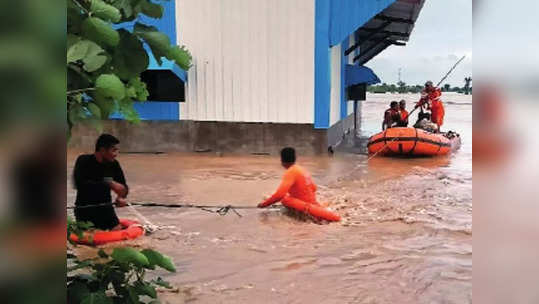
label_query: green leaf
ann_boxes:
[135,281,157,298]
[67,40,90,63]
[133,22,170,65]
[152,277,172,289]
[125,86,137,98]
[117,98,141,123]
[95,74,125,100]
[81,291,113,304]
[112,30,149,80]
[82,17,120,47]
[90,0,122,22]
[82,40,108,72]
[141,249,176,272]
[93,92,115,118]
[67,281,91,304]
[166,45,192,70]
[127,77,149,101]
[113,0,134,18]
[127,286,140,303]
[140,0,163,18]
[111,247,150,267]
[83,54,107,72]
[87,102,102,119]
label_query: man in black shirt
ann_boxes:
[73,134,128,230]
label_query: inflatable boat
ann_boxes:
[69,219,144,245]
[367,127,461,157]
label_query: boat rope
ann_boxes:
[126,203,161,233]
[366,136,399,160]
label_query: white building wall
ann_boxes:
[329,43,341,126]
[176,0,315,123]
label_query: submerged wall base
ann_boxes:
[69,120,329,155]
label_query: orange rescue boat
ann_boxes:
[367,127,461,157]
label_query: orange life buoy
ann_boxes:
[282,197,340,222]
[69,219,144,245]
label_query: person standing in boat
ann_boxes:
[382,101,401,130]
[257,147,319,209]
[416,81,445,132]
[397,99,409,127]
[72,134,128,230]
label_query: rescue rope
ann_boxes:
[67,202,279,218]
[366,136,399,160]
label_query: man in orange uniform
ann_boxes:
[257,147,319,208]
[397,99,409,127]
[416,81,445,132]
[382,101,400,130]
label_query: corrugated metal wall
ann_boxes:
[176,0,315,124]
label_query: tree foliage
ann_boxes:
[67,0,192,138]
[368,83,470,94]
[67,218,177,303]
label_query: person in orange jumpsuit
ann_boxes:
[397,99,409,127]
[416,81,445,132]
[382,101,400,130]
[257,147,319,208]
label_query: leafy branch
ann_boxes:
[67,0,192,138]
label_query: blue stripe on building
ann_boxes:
[315,0,396,129]
[314,0,331,129]
[109,102,179,121]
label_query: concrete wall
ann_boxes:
[176,0,315,124]
[69,120,328,155]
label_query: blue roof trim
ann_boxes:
[328,0,396,46]
[345,64,381,86]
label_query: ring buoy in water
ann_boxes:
[69,219,144,245]
[282,197,340,222]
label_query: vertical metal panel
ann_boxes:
[329,44,341,127]
[340,37,349,120]
[177,0,315,124]
[313,0,331,129]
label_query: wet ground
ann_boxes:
[67,92,472,303]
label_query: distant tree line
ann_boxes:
[368,80,472,95]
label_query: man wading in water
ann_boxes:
[257,147,319,209]
[73,134,128,230]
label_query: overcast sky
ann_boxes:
[366,0,472,87]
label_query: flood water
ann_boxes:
[67,92,472,304]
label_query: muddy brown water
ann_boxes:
[67,93,471,303]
